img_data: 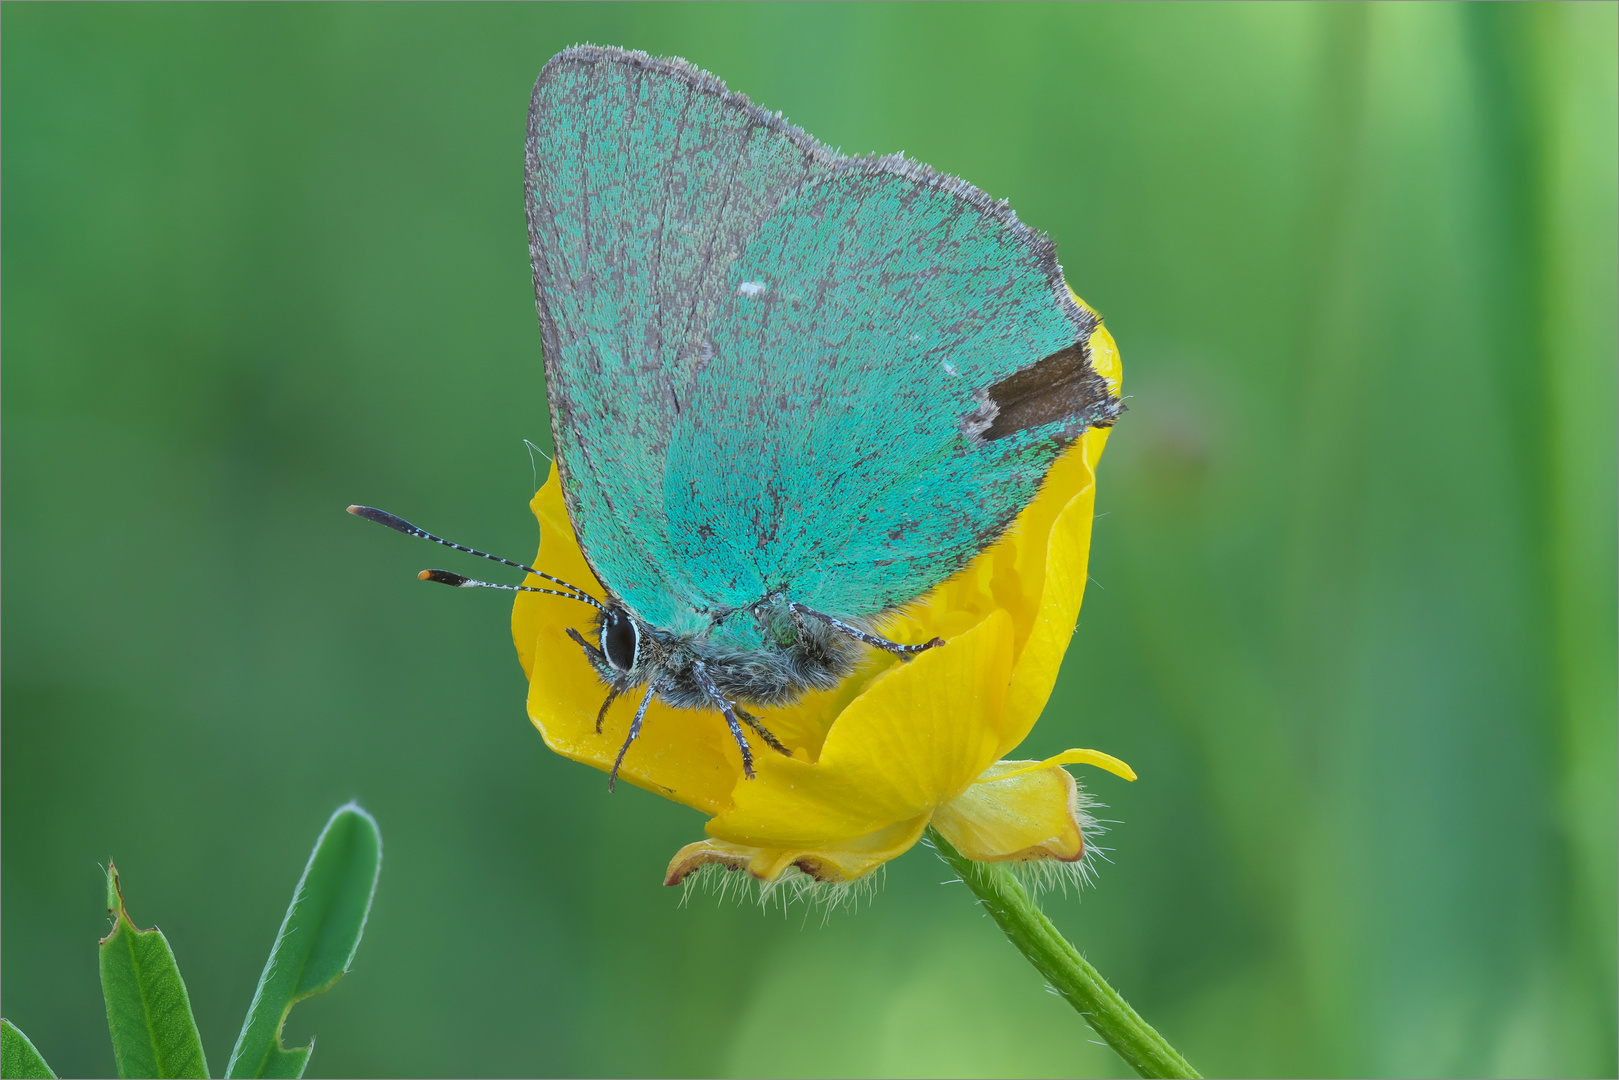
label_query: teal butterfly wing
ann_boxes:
[527,46,833,634]
[664,162,1114,620]
[527,46,1119,639]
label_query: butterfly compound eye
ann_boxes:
[600,608,639,672]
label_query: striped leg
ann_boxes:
[789,602,945,660]
[608,682,659,792]
[690,660,756,779]
[732,703,793,758]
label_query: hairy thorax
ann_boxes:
[582,596,866,709]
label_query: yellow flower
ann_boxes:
[511,299,1133,886]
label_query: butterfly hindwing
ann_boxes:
[664,163,1104,618]
[528,46,1117,635]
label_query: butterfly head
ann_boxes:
[569,603,666,693]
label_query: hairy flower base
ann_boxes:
[513,301,1129,885]
[664,748,1132,885]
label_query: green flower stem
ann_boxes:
[927,827,1200,1079]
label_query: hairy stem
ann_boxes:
[927,827,1200,1079]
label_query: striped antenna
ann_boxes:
[417,569,603,609]
[347,505,602,610]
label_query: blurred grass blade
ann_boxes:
[2,1019,58,1079]
[225,804,382,1080]
[98,864,209,1079]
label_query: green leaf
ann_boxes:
[98,864,209,1079]
[225,803,382,1080]
[2,1019,58,1079]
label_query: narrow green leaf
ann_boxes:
[2,1019,58,1079]
[98,864,209,1080]
[225,803,382,1080]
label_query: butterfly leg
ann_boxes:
[567,626,608,667]
[608,681,659,792]
[594,686,621,734]
[690,659,756,779]
[569,629,630,731]
[789,603,945,661]
[732,704,793,758]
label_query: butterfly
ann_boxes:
[353,45,1121,788]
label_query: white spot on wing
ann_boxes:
[737,281,767,297]
[942,362,960,377]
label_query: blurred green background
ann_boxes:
[4,3,1614,1077]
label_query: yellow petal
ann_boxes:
[1002,437,1107,749]
[995,298,1118,749]
[510,462,592,682]
[512,465,743,816]
[931,758,1089,863]
[703,611,1015,850]
[666,814,931,885]
[988,747,1137,784]
[1085,311,1123,394]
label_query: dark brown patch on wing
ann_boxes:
[978,341,1122,441]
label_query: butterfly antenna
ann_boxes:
[416,569,603,609]
[347,505,601,608]
[523,438,552,492]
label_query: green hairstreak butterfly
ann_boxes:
[352,45,1121,788]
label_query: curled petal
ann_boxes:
[1000,432,1111,749]
[666,814,930,885]
[932,751,1129,864]
[992,747,1137,784]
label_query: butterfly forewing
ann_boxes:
[527,47,831,632]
